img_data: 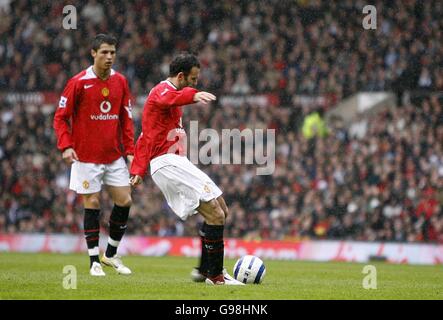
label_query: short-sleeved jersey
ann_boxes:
[53,66,134,164]
[130,80,198,178]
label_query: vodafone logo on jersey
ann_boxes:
[100,101,112,113]
[90,100,119,121]
[90,114,119,120]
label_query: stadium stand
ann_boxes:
[0,0,442,243]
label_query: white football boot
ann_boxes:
[90,262,106,276]
[101,254,132,275]
[221,269,239,282]
[191,267,233,283]
[205,271,245,286]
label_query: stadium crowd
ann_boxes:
[0,0,443,243]
[1,94,443,243]
[1,0,442,98]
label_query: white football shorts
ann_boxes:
[69,157,130,194]
[150,153,223,220]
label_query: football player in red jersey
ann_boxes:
[130,53,243,285]
[53,34,134,276]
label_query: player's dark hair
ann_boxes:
[92,34,118,51]
[169,53,200,77]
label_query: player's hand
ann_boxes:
[193,92,216,104]
[62,148,79,165]
[126,155,134,168]
[129,175,142,187]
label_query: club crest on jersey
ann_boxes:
[101,87,110,97]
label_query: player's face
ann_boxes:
[91,43,116,71]
[179,67,200,89]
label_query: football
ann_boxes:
[233,255,266,284]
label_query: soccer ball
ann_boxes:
[233,255,266,284]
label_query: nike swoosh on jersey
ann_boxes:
[84,84,94,89]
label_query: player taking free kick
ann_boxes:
[130,53,243,285]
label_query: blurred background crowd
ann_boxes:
[0,0,442,243]
[1,0,442,99]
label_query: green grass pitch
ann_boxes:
[0,252,442,300]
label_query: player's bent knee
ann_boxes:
[208,206,225,225]
[198,199,225,225]
[86,202,100,210]
[84,196,100,209]
[116,196,132,208]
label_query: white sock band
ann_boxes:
[88,247,99,256]
[108,238,120,247]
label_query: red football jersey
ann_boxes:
[130,80,198,178]
[53,66,135,164]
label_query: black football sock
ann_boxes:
[84,208,101,267]
[198,222,210,276]
[106,204,130,258]
[204,224,225,278]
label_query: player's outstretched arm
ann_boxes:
[193,91,217,104]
